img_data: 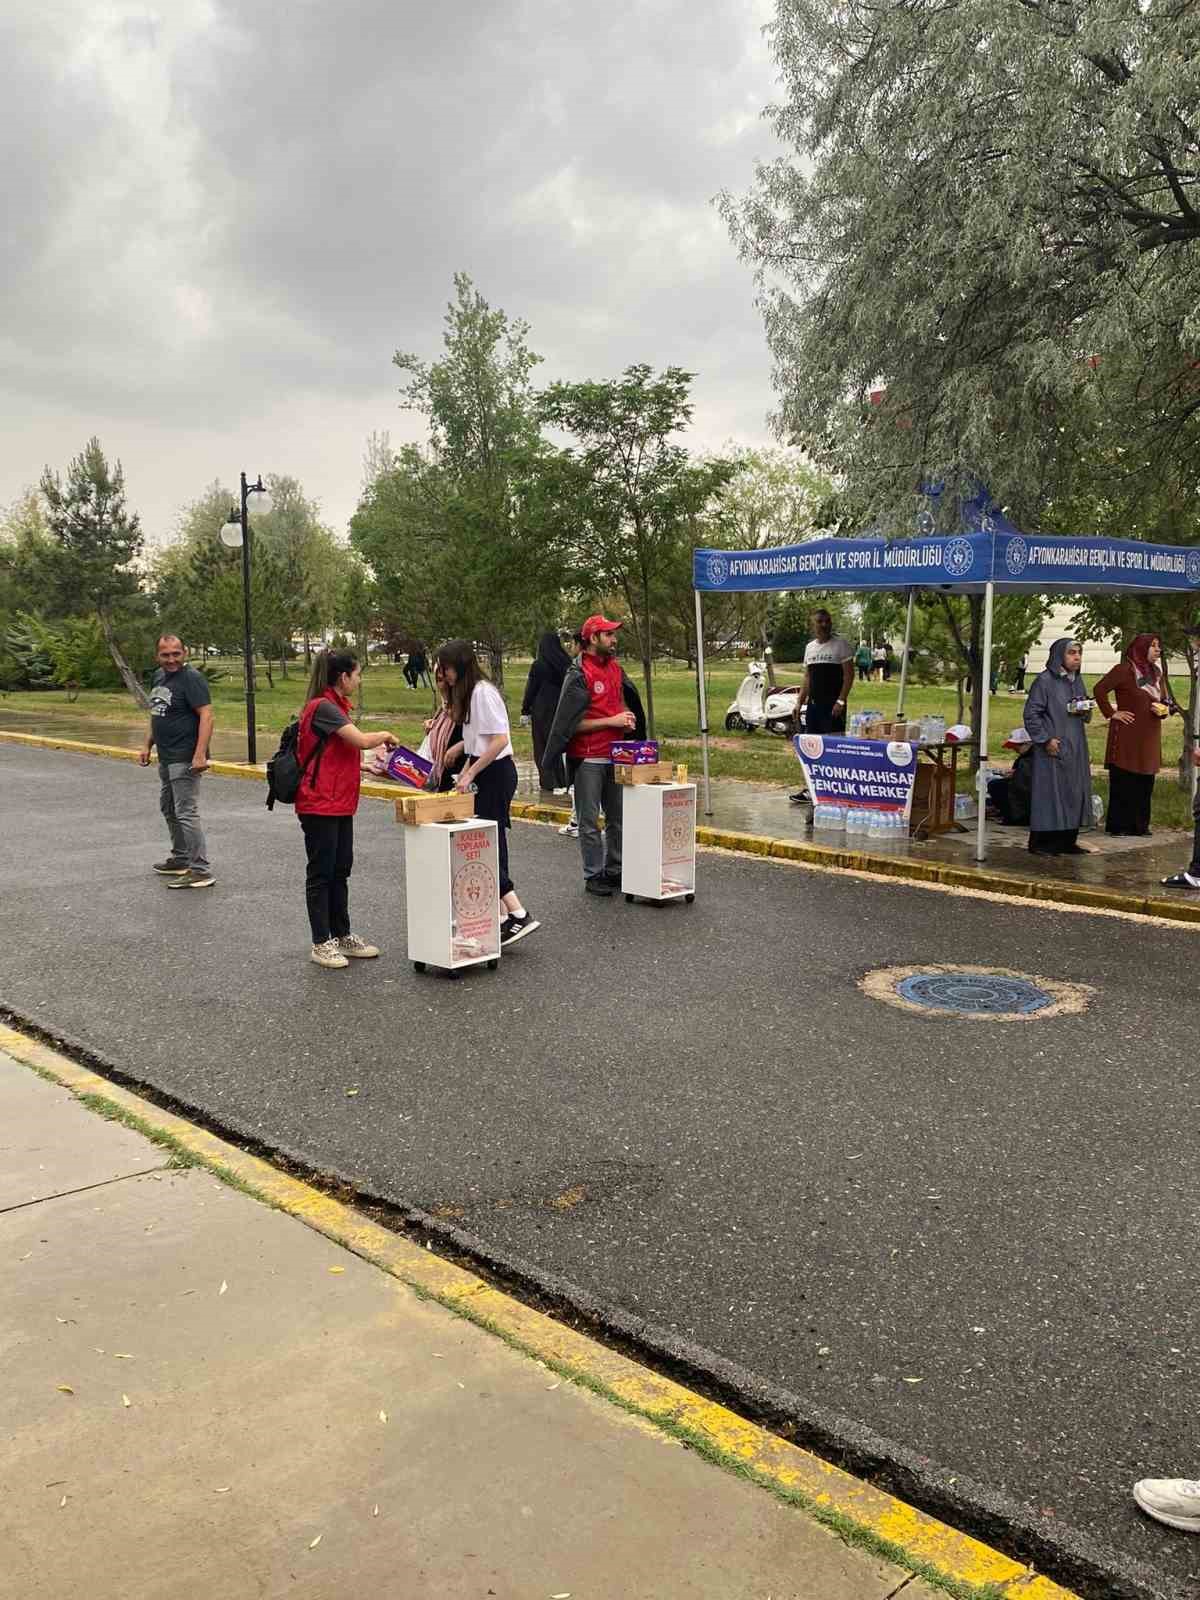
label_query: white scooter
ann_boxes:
[724,660,804,736]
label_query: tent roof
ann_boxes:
[693,530,1200,597]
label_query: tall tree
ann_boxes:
[536,365,738,734]
[352,274,570,684]
[40,438,149,707]
[723,0,1200,523]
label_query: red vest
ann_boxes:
[295,690,362,816]
[567,653,625,760]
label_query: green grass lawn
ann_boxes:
[3,655,1195,825]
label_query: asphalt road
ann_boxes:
[3,744,1198,1599]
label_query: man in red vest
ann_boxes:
[538,615,647,896]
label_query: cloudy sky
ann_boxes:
[3,0,783,545]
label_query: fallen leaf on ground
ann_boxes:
[328,1266,345,1274]
[551,1592,571,1598]
[218,1280,228,1296]
[213,1486,231,1494]
[456,1382,465,1389]
[345,1088,360,1097]
[113,1353,133,1360]
[56,1385,74,1395]
[122,1394,131,1408]
[59,1496,67,1509]
[546,1382,560,1390]
[378,1410,388,1424]
[373,1504,379,1517]
[309,1534,322,1549]
[902,1376,923,1384]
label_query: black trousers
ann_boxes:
[472,756,519,897]
[300,814,354,943]
[1105,766,1154,835]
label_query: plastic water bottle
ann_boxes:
[1092,793,1104,825]
[813,803,833,830]
[830,804,848,831]
[868,809,888,839]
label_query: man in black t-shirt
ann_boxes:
[789,609,855,806]
[139,635,215,888]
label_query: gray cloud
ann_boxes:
[1,0,779,540]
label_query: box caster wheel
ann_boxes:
[624,893,634,903]
[413,960,426,973]
[487,959,498,970]
[685,893,695,903]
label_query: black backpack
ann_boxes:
[265,717,329,810]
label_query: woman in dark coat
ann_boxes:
[1093,633,1173,836]
[521,632,573,785]
[1022,638,1095,857]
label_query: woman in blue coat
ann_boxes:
[1022,638,1095,857]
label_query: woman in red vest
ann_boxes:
[296,650,399,969]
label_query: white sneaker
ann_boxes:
[311,939,349,969]
[1133,1477,1200,1532]
[339,935,380,959]
[558,819,578,837]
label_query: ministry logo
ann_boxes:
[1187,550,1200,587]
[944,537,975,578]
[705,553,730,588]
[1004,536,1029,576]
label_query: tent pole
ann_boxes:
[694,589,713,816]
[975,581,995,862]
[896,588,914,718]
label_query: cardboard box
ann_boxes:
[395,791,475,825]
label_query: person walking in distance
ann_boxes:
[437,639,540,945]
[139,635,215,890]
[539,615,647,897]
[296,649,399,969]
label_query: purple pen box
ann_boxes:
[611,740,660,765]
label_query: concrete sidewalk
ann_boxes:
[1,1048,949,1600]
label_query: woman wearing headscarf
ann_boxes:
[1093,633,1173,836]
[521,631,573,788]
[1022,638,1095,857]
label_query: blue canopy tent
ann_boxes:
[692,524,1200,860]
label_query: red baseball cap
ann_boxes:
[580,615,622,640]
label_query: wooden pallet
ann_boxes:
[395,790,475,825]
[614,761,687,787]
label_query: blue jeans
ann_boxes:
[573,761,623,881]
[158,762,209,870]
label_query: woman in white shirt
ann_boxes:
[435,641,540,946]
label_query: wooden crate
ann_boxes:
[395,790,475,826]
[615,760,678,787]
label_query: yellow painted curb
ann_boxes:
[5,728,1196,930]
[0,1018,1079,1600]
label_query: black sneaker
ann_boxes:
[1161,871,1200,890]
[500,912,540,944]
[153,858,190,875]
[585,877,613,897]
[788,790,810,806]
[602,868,622,885]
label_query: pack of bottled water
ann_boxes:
[813,802,848,831]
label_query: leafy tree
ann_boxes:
[536,365,738,734]
[723,0,1200,523]
[39,439,149,706]
[352,274,570,685]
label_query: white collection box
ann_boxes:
[404,818,501,975]
[620,782,697,904]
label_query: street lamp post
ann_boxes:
[221,473,272,764]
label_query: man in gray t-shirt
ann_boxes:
[139,635,215,888]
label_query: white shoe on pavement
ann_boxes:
[558,818,578,837]
[311,939,349,969]
[338,935,380,959]
[1133,1477,1200,1532]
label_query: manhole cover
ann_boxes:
[861,964,1093,1022]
